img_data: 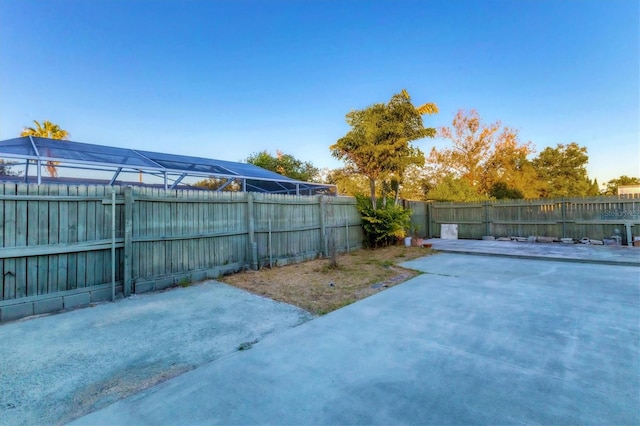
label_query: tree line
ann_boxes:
[6,103,638,202]
[237,90,637,202]
[327,91,639,202]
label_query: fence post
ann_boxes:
[345,219,349,253]
[319,196,328,256]
[123,186,133,296]
[484,201,490,236]
[426,202,433,238]
[111,188,116,302]
[247,193,258,270]
[561,197,566,239]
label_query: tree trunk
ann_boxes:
[392,173,402,206]
[393,182,400,205]
[369,178,377,210]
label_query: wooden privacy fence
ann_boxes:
[424,196,640,243]
[0,183,362,322]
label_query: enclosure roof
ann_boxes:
[0,136,334,194]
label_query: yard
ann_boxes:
[220,245,432,314]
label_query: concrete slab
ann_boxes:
[0,281,313,425]
[425,238,640,266]
[73,254,640,425]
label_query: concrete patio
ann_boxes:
[70,243,639,425]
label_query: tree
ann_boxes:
[532,142,591,198]
[20,120,69,177]
[331,89,437,209]
[601,176,640,195]
[323,167,370,197]
[396,164,432,201]
[427,174,488,202]
[429,109,498,189]
[481,127,538,197]
[246,150,319,182]
[428,109,536,198]
[489,182,524,200]
[0,160,21,176]
[587,178,600,196]
[193,177,241,191]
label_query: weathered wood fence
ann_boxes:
[421,197,640,242]
[3,183,637,323]
[0,183,362,322]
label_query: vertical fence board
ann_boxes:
[75,186,88,288]
[2,184,16,300]
[57,185,69,292]
[66,185,78,290]
[26,185,39,296]
[123,186,133,296]
[47,185,60,293]
[170,200,179,273]
[36,185,50,295]
[0,184,4,299]
[14,184,27,298]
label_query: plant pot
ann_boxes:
[404,236,412,247]
[412,238,424,247]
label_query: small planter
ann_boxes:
[404,236,412,247]
[412,238,424,247]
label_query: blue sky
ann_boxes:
[1,0,638,184]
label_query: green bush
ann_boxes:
[356,195,412,248]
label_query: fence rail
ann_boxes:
[0,183,362,322]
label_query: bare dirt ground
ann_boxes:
[220,246,433,315]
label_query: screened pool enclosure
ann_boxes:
[0,136,335,195]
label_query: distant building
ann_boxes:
[618,185,640,196]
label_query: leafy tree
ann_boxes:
[532,142,591,198]
[427,174,488,202]
[246,150,319,182]
[193,177,241,191]
[587,178,600,196]
[429,109,498,188]
[481,128,538,197]
[323,167,370,197]
[20,120,69,177]
[601,175,640,195]
[489,182,524,199]
[0,159,21,176]
[397,164,431,201]
[428,109,536,197]
[331,89,437,209]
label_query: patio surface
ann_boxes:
[71,242,639,425]
[425,237,640,266]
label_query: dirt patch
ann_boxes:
[220,246,432,315]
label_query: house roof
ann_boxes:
[0,136,334,195]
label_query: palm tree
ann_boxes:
[20,120,69,177]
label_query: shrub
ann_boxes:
[356,195,412,248]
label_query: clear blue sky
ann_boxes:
[1,0,638,184]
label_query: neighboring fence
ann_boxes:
[427,196,640,242]
[404,200,430,237]
[0,183,362,322]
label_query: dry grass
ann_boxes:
[220,246,432,315]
